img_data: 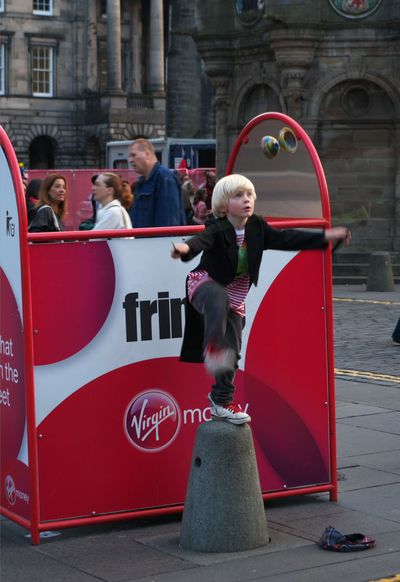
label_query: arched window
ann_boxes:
[239,84,281,127]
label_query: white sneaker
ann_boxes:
[204,345,235,376]
[208,394,251,425]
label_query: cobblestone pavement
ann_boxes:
[333,285,400,379]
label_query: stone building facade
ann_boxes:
[192,0,400,251]
[0,0,211,169]
[1,0,399,251]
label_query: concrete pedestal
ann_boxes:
[180,420,269,553]
[367,252,395,292]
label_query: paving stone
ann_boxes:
[35,530,194,581]
[335,381,400,411]
[0,538,96,582]
[339,411,400,435]
[130,532,400,582]
[337,424,400,457]
[337,465,400,491]
[278,509,400,539]
[335,402,389,418]
[344,450,400,476]
[135,527,310,567]
[338,483,400,523]
[265,495,347,522]
[249,550,400,582]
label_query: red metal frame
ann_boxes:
[1,114,337,545]
[226,111,331,223]
[226,112,338,503]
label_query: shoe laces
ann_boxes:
[224,402,243,413]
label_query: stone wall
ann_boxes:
[166,0,214,139]
[192,0,400,251]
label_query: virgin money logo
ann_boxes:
[5,474,16,505]
[125,390,181,453]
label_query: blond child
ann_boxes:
[171,174,350,425]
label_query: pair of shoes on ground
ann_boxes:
[208,393,251,425]
[204,344,235,376]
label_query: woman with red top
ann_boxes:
[192,188,211,225]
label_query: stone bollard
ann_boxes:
[180,420,269,553]
[366,252,395,292]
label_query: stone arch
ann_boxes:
[311,76,398,252]
[233,82,283,129]
[319,78,395,120]
[308,71,400,119]
[107,124,159,142]
[29,135,58,169]
[24,124,60,158]
[27,124,60,140]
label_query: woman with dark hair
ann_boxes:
[25,178,42,224]
[28,174,67,232]
[92,173,132,230]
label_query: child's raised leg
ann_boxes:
[191,281,250,424]
[191,281,235,375]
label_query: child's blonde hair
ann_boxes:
[211,174,256,218]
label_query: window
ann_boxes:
[98,42,128,93]
[32,46,54,96]
[234,0,264,25]
[0,45,5,95]
[33,0,53,15]
[0,0,4,13]
[99,44,107,93]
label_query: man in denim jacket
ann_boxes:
[128,139,186,228]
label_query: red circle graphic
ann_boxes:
[125,390,181,453]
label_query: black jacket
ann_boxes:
[28,205,63,233]
[180,215,327,362]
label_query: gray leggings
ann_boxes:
[191,281,243,405]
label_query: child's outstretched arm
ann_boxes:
[324,227,351,246]
[171,241,190,259]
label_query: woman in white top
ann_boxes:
[92,173,132,230]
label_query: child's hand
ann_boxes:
[171,242,190,259]
[324,227,351,246]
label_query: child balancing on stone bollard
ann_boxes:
[171,173,350,425]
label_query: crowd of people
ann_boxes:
[24,172,136,233]
[23,139,216,233]
[176,170,216,226]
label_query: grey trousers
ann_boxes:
[191,281,243,405]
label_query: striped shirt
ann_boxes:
[187,229,250,317]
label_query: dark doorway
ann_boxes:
[29,136,56,169]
